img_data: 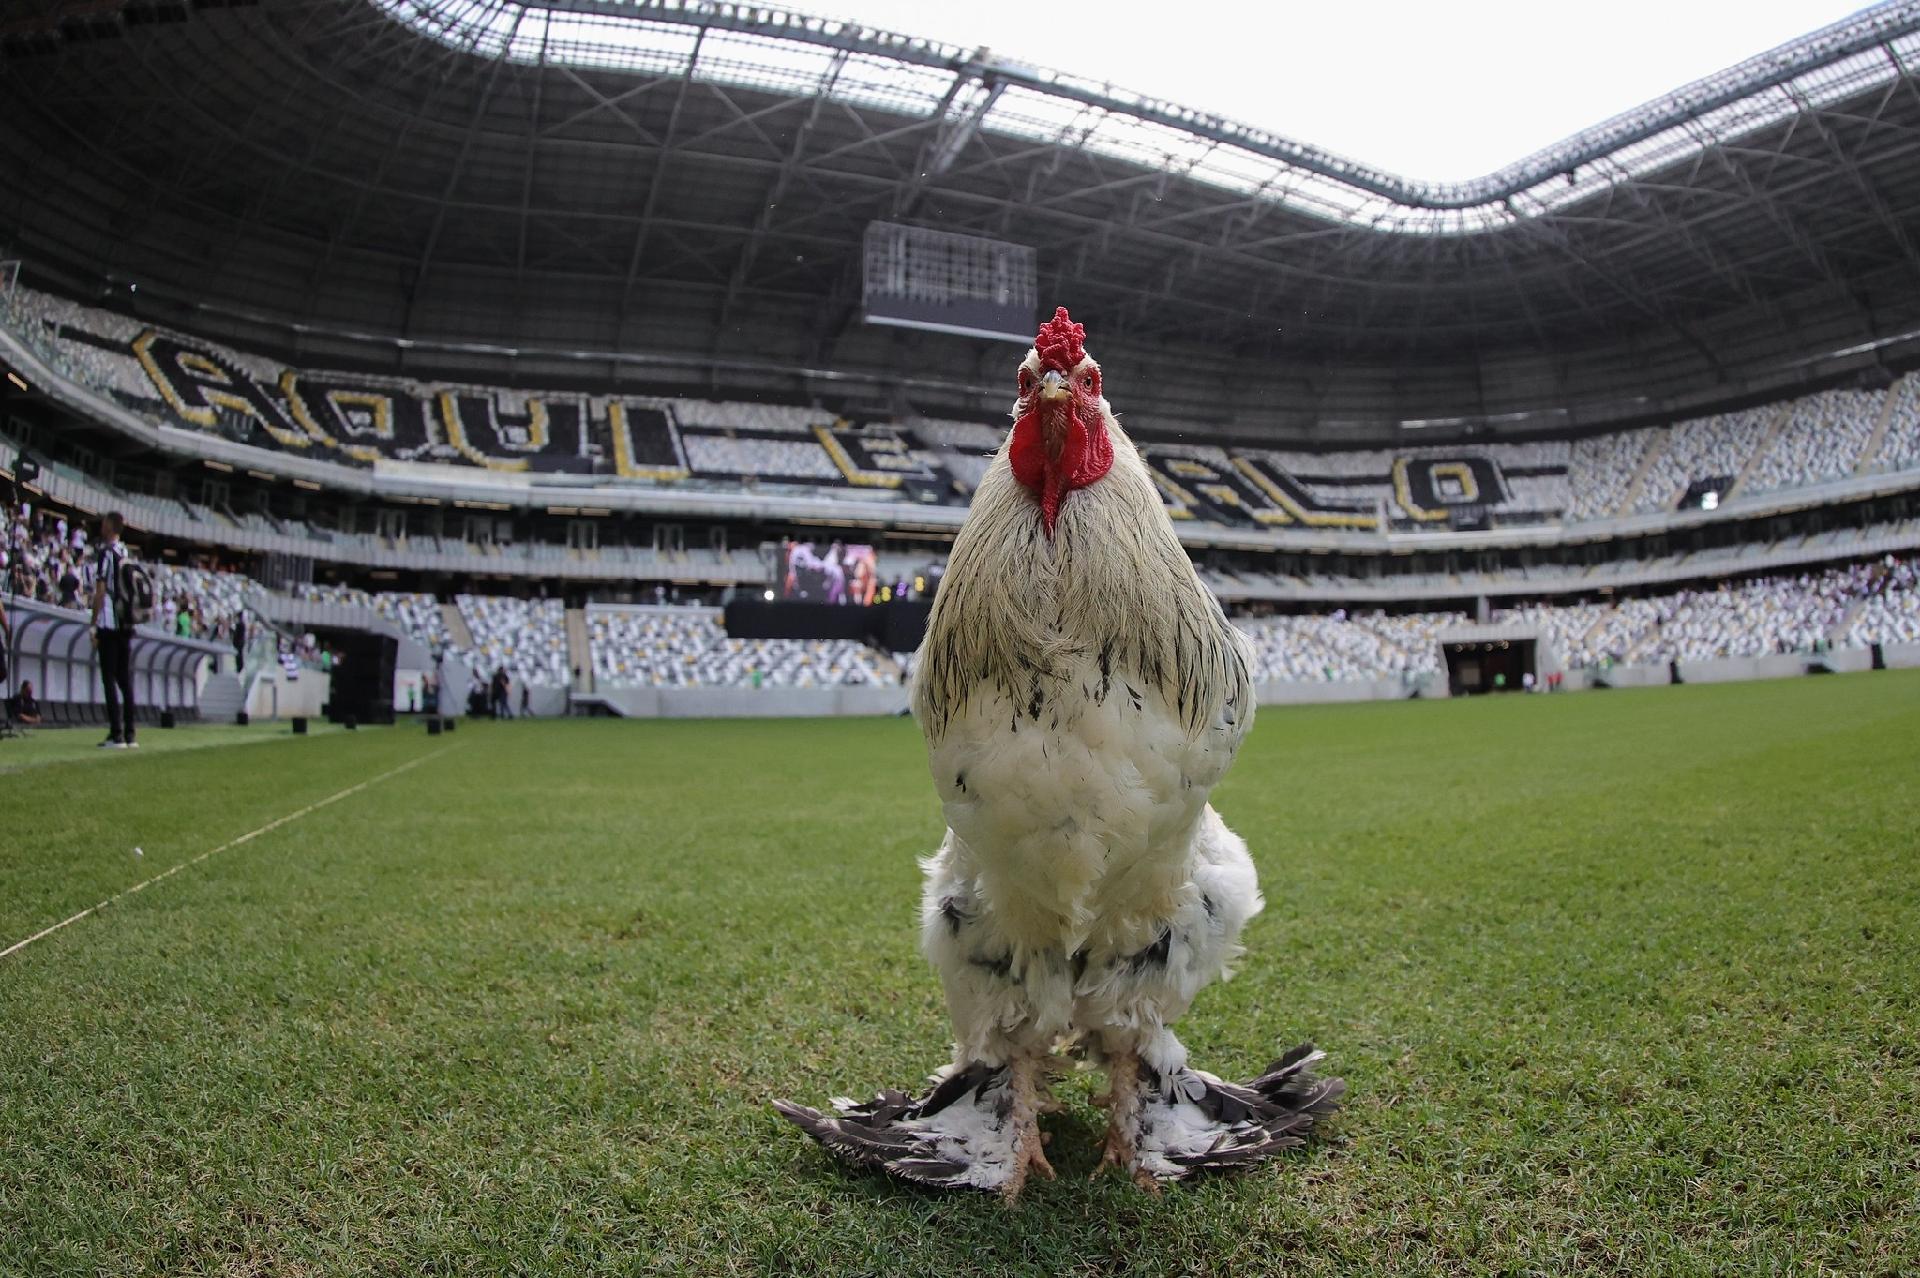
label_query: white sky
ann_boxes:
[802,0,1875,181]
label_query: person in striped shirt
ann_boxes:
[88,511,137,749]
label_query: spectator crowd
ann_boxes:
[7,498,1920,706]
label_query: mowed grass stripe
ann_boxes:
[0,726,443,944]
[1,675,1916,1276]
[0,744,459,963]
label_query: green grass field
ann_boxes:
[3,675,1917,1276]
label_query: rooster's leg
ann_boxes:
[1094,1042,1346,1186]
[1092,1049,1161,1194]
[998,1053,1057,1203]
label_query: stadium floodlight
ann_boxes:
[1702,491,1720,511]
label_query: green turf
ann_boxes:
[2,676,1917,1276]
[0,720,363,776]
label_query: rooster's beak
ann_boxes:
[1038,370,1071,462]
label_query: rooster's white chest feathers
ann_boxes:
[927,643,1242,957]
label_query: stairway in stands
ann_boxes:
[1728,402,1790,500]
[565,608,591,690]
[1617,428,1669,515]
[1856,386,1902,474]
[199,672,246,723]
[441,602,474,649]
[1829,597,1869,648]
[1577,606,1615,654]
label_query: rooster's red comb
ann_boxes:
[1034,306,1086,373]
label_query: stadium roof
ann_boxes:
[5,0,1920,439]
[372,0,1913,234]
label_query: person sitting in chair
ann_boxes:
[14,679,42,725]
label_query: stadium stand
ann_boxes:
[3,501,89,608]
[1746,389,1885,496]
[4,502,258,641]
[290,583,457,653]
[678,433,844,481]
[150,563,254,640]
[1845,554,1920,647]
[1633,408,1772,512]
[576,560,1920,689]
[286,583,563,686]
[1498,601,1619,669]
[9,476,1920,703]
[456,595,569,689]
[1635,572,1859,662]
[9,284,1920,540]
[1565,432,1651,521]
[1234,611,1453,685]
[12,461,1920,694]
[586,607,901,688]
[1877,374,1920,474]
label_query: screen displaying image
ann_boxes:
[781,541,877,605]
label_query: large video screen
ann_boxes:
[781,540,878,606]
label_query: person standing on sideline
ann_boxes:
[232,612,248,675]
[518,681,530,718]
[88,511,137,748]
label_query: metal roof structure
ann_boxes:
[5,0,1920,441]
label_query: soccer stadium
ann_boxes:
[2,0,1918,1270]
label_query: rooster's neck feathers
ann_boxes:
[912,417,1250,743]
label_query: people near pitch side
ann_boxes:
[12,678,42,725]
[87,510,141,749]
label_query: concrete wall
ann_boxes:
[572,678,1442,718]
[1254,678,1413,705]
[1883,642,1920,669]
[1814,648,1876,674]
[245,668,332,719]
[526,686,571,717]
[581,685,910,719]
[1587,663,1673,689]
[1574,651,1884,688]
[1675,653,1812,684]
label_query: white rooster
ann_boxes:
[776,308,1341,1199]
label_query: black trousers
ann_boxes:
[97,627,135,741]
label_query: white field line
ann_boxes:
[0,744,458,963]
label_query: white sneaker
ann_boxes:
[124,740,139,749]
[98,737,124,749]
